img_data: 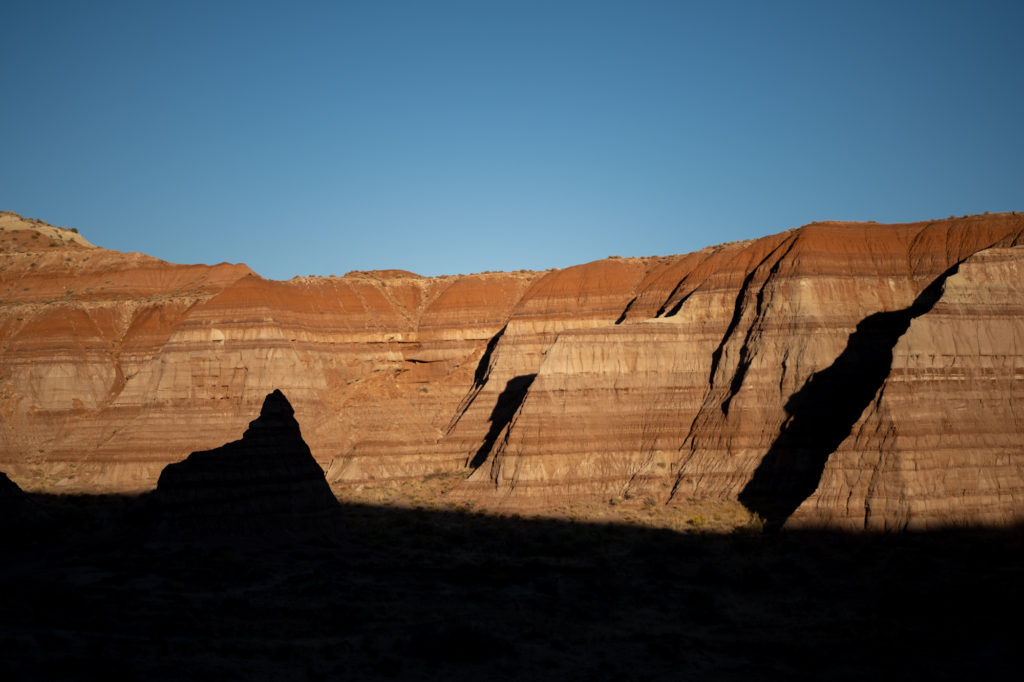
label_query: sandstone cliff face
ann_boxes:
[2,210,1023,529]
[452,215,1024,530]
[787,246,1024,529]
[0,212,536,491]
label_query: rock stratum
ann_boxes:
[1,210,1022,529]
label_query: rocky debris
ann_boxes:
[153,389,340,540]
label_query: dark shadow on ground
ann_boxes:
[1,492,1021,681]
[740,264,961,529]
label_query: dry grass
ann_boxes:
[331,469,761,534]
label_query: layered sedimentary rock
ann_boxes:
[454,216,1024,530]
[154,389,339,531]
[0,212,536,490]
[2,209,1023,529]
[786,246,1024,529]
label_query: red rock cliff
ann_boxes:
[2,210,1022,529]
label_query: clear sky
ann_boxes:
[2,1,1022,280]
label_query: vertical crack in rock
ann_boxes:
[654,279,689,318]
[708,236,796,387]
[669,236,800,502]
[860,389,895,530]
[721,238,799,415]
[472,325,507,389]
[446,324,508,433]
[664,292,692,317]
[468,374,536,469]
[738,262,963,530]
[614,296,638,325]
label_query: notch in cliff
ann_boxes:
[154,389,340,541]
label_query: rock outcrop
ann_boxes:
[2,210,1023,529]
[154,389,340,536]
[0,470,30,513]
[155,388,337,512]
[0,470,45,538]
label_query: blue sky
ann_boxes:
[2,1,1022,280]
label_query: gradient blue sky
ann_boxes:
[3,1,1022,280]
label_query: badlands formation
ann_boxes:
[1,210,1022,529]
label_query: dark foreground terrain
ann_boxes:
[1,493,1021,681]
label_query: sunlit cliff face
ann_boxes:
[2,211,1023,530]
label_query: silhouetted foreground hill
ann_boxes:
[1,390,1020,679]
[0,472,47,539]
[153,389,341,542]
[1,490,1020,681]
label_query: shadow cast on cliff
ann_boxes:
[739,264,961,530]
[2,491,1021,681]
[469,373,536,468]
[446,325,507,434]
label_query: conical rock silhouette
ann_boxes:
[155,390,339,538]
